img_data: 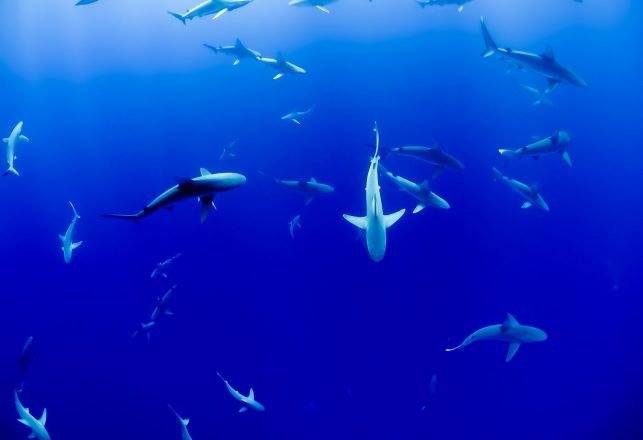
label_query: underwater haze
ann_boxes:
[1,1,643,439]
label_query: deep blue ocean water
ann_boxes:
[1,1,642,439]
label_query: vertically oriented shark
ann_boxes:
[343,123,406,262]
[15,391,50,440]
[60,202,83,264]
[169,0,253,24]
[446,313,547,362]
[217,372,265,413]
[492,167,549,211]
[481,17,587,93]
[3,121,29,176]
[168,405,193,440]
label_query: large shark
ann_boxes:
[492,167,549,211]
[499,131,572,166]
[204,39,261,66]
[378,164,450,214]
[288,0,339,14]
[15,391,50,440]
[151,285,177,321]
[446,313,547,362]
[481,17,587,93]
[168,405,193,440]
[169,0,253,24]
[260,172,334,205]
[257,54,307,80]
[416,0,472,12]
[59,202,83,264]
[217,372,265,413]
[151,253,182,279]
[3,121,29,176]
[281,107,314,125]
[343,123,406,262]
[380,145,464,176]
[103,169,246,223]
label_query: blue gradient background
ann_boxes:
[1,1,642,439]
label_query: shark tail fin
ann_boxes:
[168,11,186,25]
[69,201,80,219]
[445,342,465,352]
[480,17,497,58]
[4,166,19,176]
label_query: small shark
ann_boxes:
[59,202,83,264]
[217,372,265,413]
[379,164,450,214]
[151,285,178,321]
[151,253,182,279]
[380,145,464,177]
[169,0,253,24]
[515,81,553,107]
[15,391,50,440]
[492,167,549,211]
[219,140,238,161]
[103,169,246,223]
[204,39,261,66]
[168,405,193,440]
[343,123,406,262]
[499,131,572,166]
[281,108,314,125]
[481,17,587,93]
[446,313,547,362]
[260,172,334,205]
[258,54,307,80]
[17,336,34,393]
[289,214,302,238]
[131,321,156,342]
[416,0,472,12]
[288,0,339,14]
[3,121,29,176]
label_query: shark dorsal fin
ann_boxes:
[275,52,286,63]
[542,45,555,62]
[235,38,245,49]
[184,418,190,426]
[504,313,519,328]
[200,168,211,176]
[310,177,317,183]
[419,179,431,191]
[551,131,560,145]
[248,388,255,400]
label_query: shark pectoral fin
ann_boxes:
[506,343,521,362]
[315,5,330,13]
[17,418,29,426]
[384,208,406,228]
[561,150,572,167]
[2,138,7,143]
[343,214,367,230]
[545,78,560,94]
[292,119,301,125]
[59,234,65,242]
[273,73,284,80]
[521,201,532,209]
[39,408,47,425]
[71,241,83,250]
[239,406,248,413]
[200,196,215,223]
[18,135,30,143]
[458,5,464,12]
[233,59,240,66]
[413,203,426,214]
[212,8,228,20]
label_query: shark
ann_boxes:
[288,0,339,14]
[3,121,29,176]
[169,0,253,25]
[379,145,464,177]
[76,0,100,5]
[131,321,156,342]
[281,107,314,125]
[481,16,587,93]
[59,202,83,264]
[446,313,547,362]
[217,372,265,413]
[219,140,238,161]
[259,172,334,205]
[499,131,572,166]
[204,39,261,66]
[151,285,178,321]
[168,405,193,440]
[416,0,472,12]
[515,81,554,107]
[17,336,34,394]
[378,164,450,214]
[289,214,302,238]
[492,167,549,211]
[257,54,307,80]
[151,253,182,279]
[15,391,50,440]
[103,169,246,223]
[343,123,406,262]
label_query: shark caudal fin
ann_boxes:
[168,11,187,25]
[480,17,498,58]
[4,166,19,176]
[69,201,80,219]
[384,209,406,228]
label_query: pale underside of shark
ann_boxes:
[217,372,265,412]
[169,0,253,25]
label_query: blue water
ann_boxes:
[1,1,642,439]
